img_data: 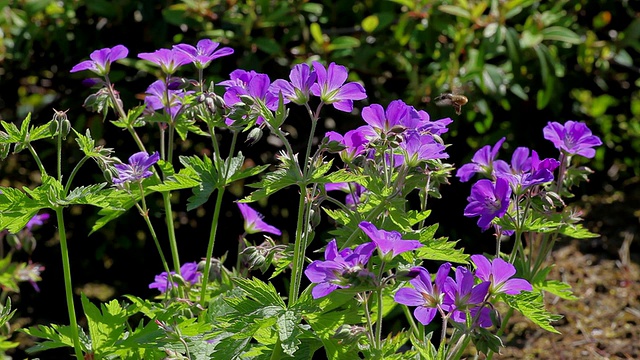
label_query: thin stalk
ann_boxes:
[27,144,47,177]
[375,285,384,350]
[198,129,238,306]
[137,183,173,283]
[486,307,514,360]
[402,304,420,338]
[288,187,308,305]
[55,207,83,359]
[63,156,90,194]
[363,293,376,346]
[446,333,470,360]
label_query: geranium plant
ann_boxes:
[0,40,601,359]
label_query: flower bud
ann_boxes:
[238,95,255,106]
[48,120,59,136]
[5,233,20,249]
[490,308,502,329]
[396,267,422,281]
[309,208,322,229]
[21,234,37,255]
[60,119,71,140]
[197,258,223,282]
[332,324,366,345]
[245,127,263,146]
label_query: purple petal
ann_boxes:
[468,281,490,304]
[414,306,438,325]
[490,257,516,285]
[394,288,425,306]
[501,278,533,295]
[312,282,340,299]
[70,60,96,73]
[335,82,367,101]
[470,254,492,282]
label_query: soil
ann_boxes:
[496,185,640,359]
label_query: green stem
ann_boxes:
[27,144,47,177]
[199,130,238,306]
[63,156,90,194]
[55,207,84,359]
[288,186,308,305]
[375,286,384,350]
[486,307,514,360]
[363,293,376,346]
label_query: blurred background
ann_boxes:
[1,0,639,357]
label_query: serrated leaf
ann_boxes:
[277,310,301,356]
[22,324,83,353]
[233,278,286,308]
[536,279,578,300]
[242,168,299,203]
[504,291,563,333]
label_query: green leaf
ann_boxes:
[310,23,324,45]
[438,5,471,19]
[327,36,361,51]
[414,225,469,263]
[277,310,301,356]
[362,15,379,33]
[541,26,581,44]
[22,324,83,353]
[233,278,286,308]
[504,292,563,333]
[242,168,300,203]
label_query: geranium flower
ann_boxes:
[149,262,202,293]
[237,203,281,236]
[464,178,511,231]
[358,221,422,260]
[304,239,376,299]
[493,148,559,191]
[543,121,602,158]
[138,48,192,75]
[70,45,128,76]
[398,132,448,167]
[443,267,491,327]
[310,61,367,112]
[112,151,159,185]
[143,80,192,121]
[270,63,317,105]
[361,100,412,135]
[456,137,506,182]
[394,263,451,325]
[173,39,234,69]
[470,255,532,296]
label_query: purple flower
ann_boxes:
[149,262,202,293]
[456,137,506,182]
[237,203,281,236]
[543,121,602,158]
[358,221,423,260]
[324,129,369,163]
[310,61,367,112]
[70,45,128,76]
[399,132,449,167]
[361,100,411,135]
[270,63,317,105]
[443,267,491,326]
[144,80,193,120]
[112,151,159,185]
[325,182,367,208]
[470,255,532,296]
[464,178,511,231]
[138,48,192,75]
[25,213,50,231]
[220,71,277,124]
[493,148,560,190]
[173,39,234,69]
[304,239,376,299]
[394,263,451,325]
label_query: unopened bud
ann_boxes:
[332,324,366,345]
[5,234,20,249]
[238,95,255,106]
[21,234,37,255]
[490,308,502,329]
[309,208,322,229]
[396,267,422,281]
[197,259,223,282]
[245,128,263,146]
[60,119,71,140]
[48,120,59,136]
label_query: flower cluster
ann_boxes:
[112,151,159,185]
[325,99,450,168]
[458,121,601,232]
[395,255,532,328]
